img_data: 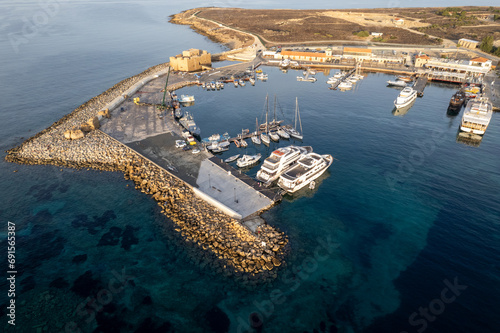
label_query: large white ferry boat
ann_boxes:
[256,145,313,185]
[460,96,493,135]
[278,153,333,193]
[394,87,417,108]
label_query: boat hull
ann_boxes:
[278,154,332,193]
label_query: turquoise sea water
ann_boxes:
[1,1,500,332]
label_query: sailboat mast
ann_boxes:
[294,97,298,130]
[297,98,303,134]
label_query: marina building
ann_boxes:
[280,50,329,62]
[458,38,480,49]
[169,49,211,72]
[343,47,372,61]
[421,57,492,75]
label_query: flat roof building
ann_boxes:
[169,49,211,72]
[458,38,479,49]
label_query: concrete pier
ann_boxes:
[196,157,280,220]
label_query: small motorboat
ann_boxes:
[260,132,270,145]
[277,127,290,139]
[236,154,261,168]
[239,139,248,148]
[233,80,239,87]
[224,154,240,163]
[269,131,280,142]
[239,79,246,86]
[387,80,407,87]
[179,95,195,103]
[338,81,353,89]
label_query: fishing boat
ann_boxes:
[255,69,263,73]
[327,78,338,84]
[239,138,248,148]
[284,97,303,140]
[236,153,261,168]
[249,77,255,85]
[239,79,246,86]
[449,90,466,109]
[387,80,407,87]
[256,145,313,185]
[201,82,206,89]
[394,87,417,109]
[179,95,195,103]
[460,96,492,135]
[224,154,240,163]
[278,153,333,193]
[233,80,239,87]
[210,82,216,90]
[179,112,201,137]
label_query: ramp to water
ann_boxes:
[196,158,277,220]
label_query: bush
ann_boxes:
[480,35,494,53]
[356,30,370,37]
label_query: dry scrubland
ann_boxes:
[171,6,500,47]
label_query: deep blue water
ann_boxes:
[1,1,499,333]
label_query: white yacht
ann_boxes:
[278,153,333,193]
[236,154,261,168]
[256,145,313,185]
[394,87,417,108]
[460,96,493,135]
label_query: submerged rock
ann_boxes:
[98,226,122,246]
[205,306,230,333]
[72,254,87,264]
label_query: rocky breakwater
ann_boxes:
[123,156,288,281]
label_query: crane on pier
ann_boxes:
[160,66,171,109]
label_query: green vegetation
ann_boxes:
[437,7,465,17]
[480,35,494,53]
[355,30,370,37]
[372,37,384,42]
[479,35,500,56]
